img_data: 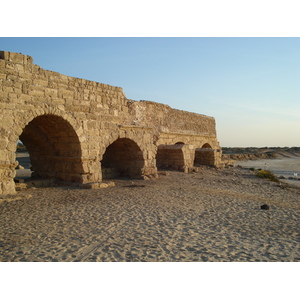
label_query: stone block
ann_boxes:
[62,89,74,98]
[80,181,114,189]
[0,51,9,60]
[15,183,27,191]
[0,138,7,150]
[15,64,25,72]
[33,79,48,86]
[51,98,65,105]
[28,90,45,97]
[4,62,16,70]
[8,93,18,101]
[9,52,25,64]
[24,55,33,64]
[0,59,5,69]
[1,180,16,195]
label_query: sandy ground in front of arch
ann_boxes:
[1,163,300,262]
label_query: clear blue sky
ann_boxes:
[1,37,299,147]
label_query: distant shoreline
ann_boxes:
[234,157,300,188]
[222,146,300,161]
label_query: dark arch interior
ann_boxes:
[17,114,83,183]
[101,138,144,179]
[202,143,212,149]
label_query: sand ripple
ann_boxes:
[1,167,299,262]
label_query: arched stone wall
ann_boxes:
[1,108,87,193]
[19,114,84,182]
[0,51,222,194]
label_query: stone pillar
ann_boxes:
[194,148,215,166]
[0,160,17,195]
[156,144,194,172]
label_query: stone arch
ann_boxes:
[17,114,84,183]
[101,138,145,179]
[11,108,83,147]
[201,143,212,149]
[194,142,215,166]
[175,141,185,145]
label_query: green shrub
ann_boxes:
[255,169,279,182]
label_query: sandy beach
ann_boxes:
[1,164,299,262]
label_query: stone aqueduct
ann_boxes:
[0,51,222,195]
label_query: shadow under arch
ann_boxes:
[101,138,145,179]
[18,114,84,183]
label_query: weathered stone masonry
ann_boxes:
[0,51,222,194]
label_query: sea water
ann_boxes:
[234,157,300,188]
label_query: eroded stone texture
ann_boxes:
[0,51,222,194]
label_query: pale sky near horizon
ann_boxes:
[1,37,299,147]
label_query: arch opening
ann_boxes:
[194,143,215,166]
[16,114,83,184]
[202,143,212,149]
[15,141,32,181]
[101,138,144,179]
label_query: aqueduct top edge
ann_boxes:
[0,50,223,194]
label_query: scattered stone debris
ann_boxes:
[15,183,28,191]
[261,204,270,210]
[80,182,116,189]
[158,171,169,176]
[0,194,32,204]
